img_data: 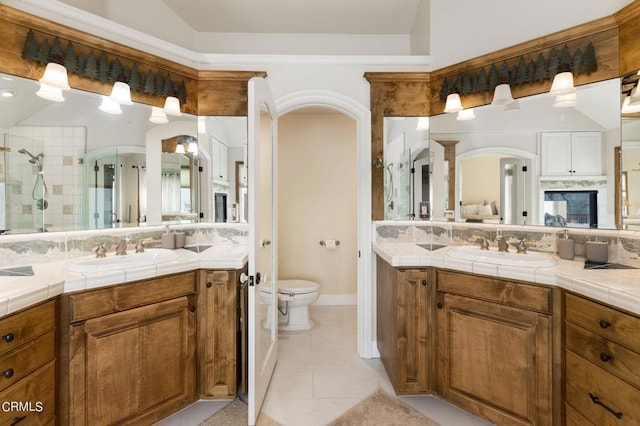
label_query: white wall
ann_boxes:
[278,112,357,298]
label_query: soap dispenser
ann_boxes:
[557,230,574,260]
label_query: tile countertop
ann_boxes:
[0,244,248,319]
[373,242,640,317]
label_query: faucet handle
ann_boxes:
[134,240,145,253]
[517,238,533,254]
[94,243,107,258]
[479,237,490,250]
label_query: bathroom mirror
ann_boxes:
[0,71,202,234]
[424,78,621,229]
[621,69,640,230]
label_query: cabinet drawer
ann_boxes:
[0,332,55,392]
[436,269,551,313]
[0,301,55,356]
[0,360,56,426]
[566,322,640,389]
[566,351,640,425]
[68,271,197,322]
[565,403,594,426]
[566,293,640,353]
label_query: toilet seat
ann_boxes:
[260,279,320,295]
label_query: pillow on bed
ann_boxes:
[478,204,494,217]
[462,204,479,216]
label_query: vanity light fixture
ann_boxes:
[187,140,198,156]
[622,95,640,114]
[552,92,577,108]
[416,117,429,131]
[163,96,182,116]
[444,93,463,113]
[149,106,169,124]
[175,143,185,154]
[491,83,514,106]
[98,96,122,114]
[456,108,475,121]
[36,83,65,102]
[628,84,640,107]
[37,62,70,102]
[550,65,576,96]
[503,99,521,112]
[108,81,133,105]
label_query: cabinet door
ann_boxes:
[437,292,552,425]
[198,270,238,398]
[80,297,195,425]
[571,132,601,175]
[541,132,572,175]
[396,268,430,394]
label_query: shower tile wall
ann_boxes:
[8,126,86,232]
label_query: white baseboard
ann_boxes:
[313,294,357,306]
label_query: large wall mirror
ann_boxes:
[384,78,622,230]
[621,69,640,230]
[0,71,205,234]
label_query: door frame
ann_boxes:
[276,90,374,358]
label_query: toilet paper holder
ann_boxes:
[319,240,340,246]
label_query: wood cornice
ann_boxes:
[363,72,430,83]
[0,5,267,116]
[615,0,640,75]
[429,15,619,114]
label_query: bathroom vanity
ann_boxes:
[375,246,640,426]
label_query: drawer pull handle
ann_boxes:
[11,416,26,426]
[206,282,212,288]
[421,280,427,286]
[600,352,612,362]
[2,368,14,379]
[437,303,443,309]
[1,333,14,343]
[589,393,623,419]
[599,320,611,329]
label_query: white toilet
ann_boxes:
[259,279,320,331]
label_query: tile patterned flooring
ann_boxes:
[158,305,493,426]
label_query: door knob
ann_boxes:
[240,273,249,284]
[261,239,272,247]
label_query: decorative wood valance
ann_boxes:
[22,29,187,104]
[438,43,597,101]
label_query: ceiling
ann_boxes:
[160,0,422,34]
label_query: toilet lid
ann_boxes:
[260,279,320,294]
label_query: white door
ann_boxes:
[247,77,278,425]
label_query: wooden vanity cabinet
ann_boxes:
[376,257,432,394]
[435,269,555,426]
[564,292,640,425]
[0,299,56,426]
[58,272,197,425]
[197,267,246,399]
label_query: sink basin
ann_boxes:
[447,245,556,268]
[65,248,179,273]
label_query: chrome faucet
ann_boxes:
[497,237,509,252]
[517,239,528,254]
[115,239,129,255]
[94,243,107,258]
[479,237,490,250]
